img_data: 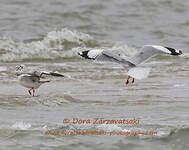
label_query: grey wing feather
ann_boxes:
[129,46,162,65]
[39,71,64,77]
[18,71,64,78]
[17,72,38,77]
[96,51,135,67]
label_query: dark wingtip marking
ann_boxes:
[165,47,175,52]
[78,50,93,59]
[50,72,64,77]
[165,47,182,55]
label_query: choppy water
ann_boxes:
[0,0,189,150]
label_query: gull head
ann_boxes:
[164,47,182,56]
[16,64,25,71]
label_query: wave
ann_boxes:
[1,120,189,143]
[0,28,135,62]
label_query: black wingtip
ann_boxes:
[50,72,64,77]
[165,47,182,55]
[78,50,92,59]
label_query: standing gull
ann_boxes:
[78,45,182,85]
[16,65,64,96]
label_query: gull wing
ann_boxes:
[16,72,36,77]
[129,45,170,65]
[17,71,64,78]
[33,71,64,78]
[79,50,135,67]
[98,51,135,67]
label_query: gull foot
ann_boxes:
[132,78,135,83]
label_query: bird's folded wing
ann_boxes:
[38,71,64,77]
[17,73,33,77]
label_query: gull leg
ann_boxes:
[32,88,35,97]
[132,78,135,84]
[28,89,32,95]
[126,76,131,85]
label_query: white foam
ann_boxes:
[96,124,123,132]
[173,84,185,87]
[181,53,189,58]
[12,121,31,130]
[0,66,7,71]
[0,28,94,62]
[0,28,135,62]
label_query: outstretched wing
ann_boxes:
[78,50,135,67]
[129,45,170,65]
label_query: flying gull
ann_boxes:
[78,45,182,85]
[16,65,64,96]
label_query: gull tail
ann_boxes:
[127,67,151,80]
